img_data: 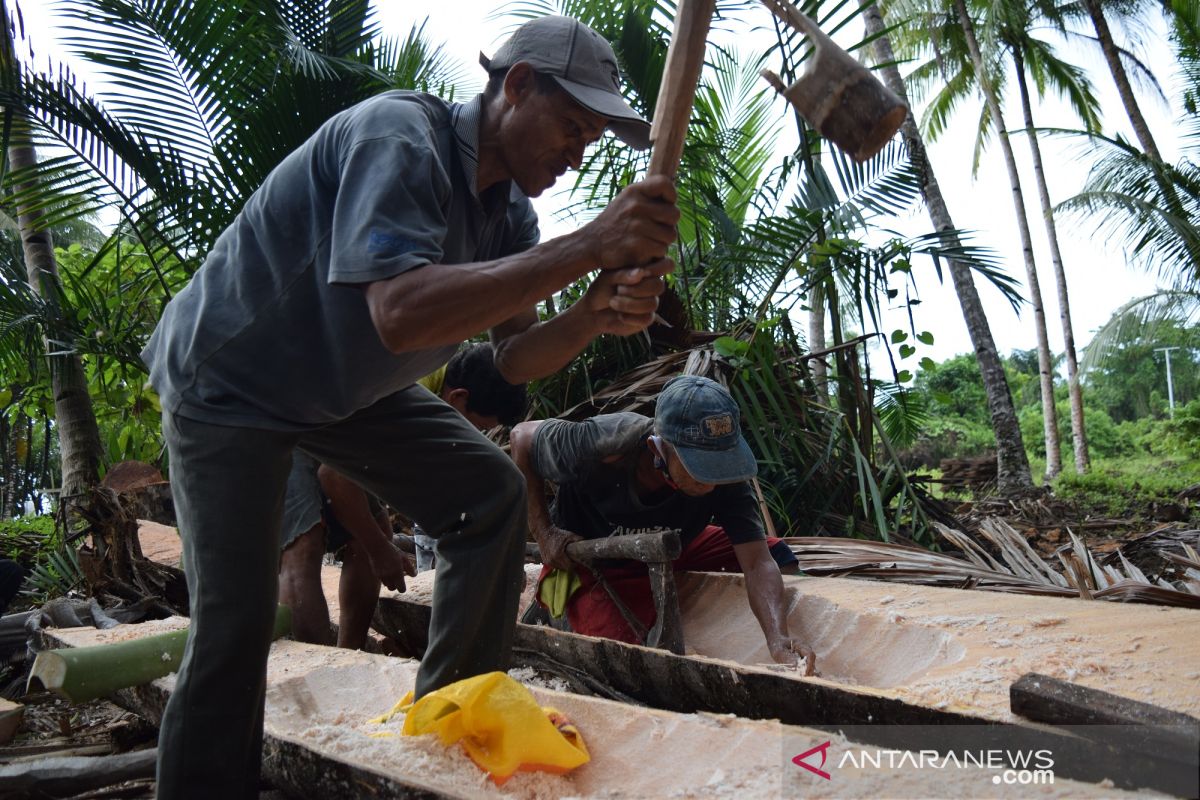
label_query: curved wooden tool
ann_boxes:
[759,0,908,161]
[565,531,682,564]
[566,531,685,655]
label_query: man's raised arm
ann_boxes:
[364,177,678,364]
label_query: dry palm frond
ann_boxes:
[786,517,1200,609]
[977,519,1070,587]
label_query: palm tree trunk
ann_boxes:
[952,0,1061,481]
[862,2,1034,493]
[808,281,829,395]
[10,142,103,505]
[1082,0,1161,161]
[2,8,103,507]
[1012,53,1089,474]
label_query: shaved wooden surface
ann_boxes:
[42,626,1161,799]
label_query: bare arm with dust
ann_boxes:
[733,540,816,675]
[510,420,583,570]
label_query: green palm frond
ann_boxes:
[1059,132,1200,287]
[374,20,473,95]
[1080,290,1200,373]
[828,140,923,219]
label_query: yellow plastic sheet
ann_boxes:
[372,671,589,785]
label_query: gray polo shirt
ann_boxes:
[142,91,539,430]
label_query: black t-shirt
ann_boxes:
[530,412,765,549]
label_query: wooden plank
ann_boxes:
[0,698,23,746]
[1011,672,1200,766]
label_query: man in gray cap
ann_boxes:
[142,15,678,799]
[510,376,816,671]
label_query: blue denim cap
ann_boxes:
[654,376,758,484]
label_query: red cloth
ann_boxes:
[536,526,783,644]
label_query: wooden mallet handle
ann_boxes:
[646,0,716,179]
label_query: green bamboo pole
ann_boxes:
[28,606,292,703]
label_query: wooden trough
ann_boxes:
[381,562,1200,796]
[33,621,1184,799]
[127,521,1199,796]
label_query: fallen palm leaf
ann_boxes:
[785,517,1200,609]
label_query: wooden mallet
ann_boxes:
[760,0,908,161]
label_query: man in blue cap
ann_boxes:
[142,15,678,798]
[510,376,815,671]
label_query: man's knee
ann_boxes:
[279,524,325,582]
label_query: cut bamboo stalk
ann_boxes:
[27,606,291,703]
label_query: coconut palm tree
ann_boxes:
[893,0,1066,479]
[862,1,1034,493]
[1072,0,1167,160]
[995,0,1103,473]
[2,2,103,510]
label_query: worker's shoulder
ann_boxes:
[544,411,651,434]
[332,90,454,147]
[589,411,653,431]
[542,412,652,459]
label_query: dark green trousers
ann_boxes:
[156,385,527,799]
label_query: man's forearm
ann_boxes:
[365,232,596,354]
[733,541,792,646]
[493,302,601,383]
[745,563,791,644]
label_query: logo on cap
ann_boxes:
[702,414,734,438]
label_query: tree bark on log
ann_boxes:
[0,748,156,797]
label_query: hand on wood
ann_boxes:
[584,176,679,270]
[770,638,817,676]
[537,526,585,571]
[580,260,673,336]
[368,542,416,592]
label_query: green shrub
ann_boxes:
[1052,456,1200,517]
[1162,400,1200,458]
[0,515,57,561]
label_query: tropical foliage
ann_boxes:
[0,0,1194,567]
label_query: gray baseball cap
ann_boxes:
[479,16,651,150]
